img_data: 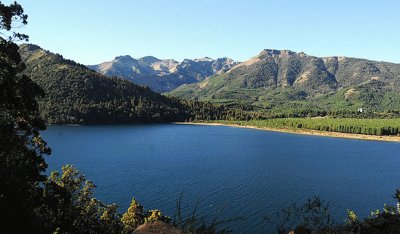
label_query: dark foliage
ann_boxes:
[264,197,336,233]
[0,2,49,232]
[19,44,193,124]
[19,44,257,124]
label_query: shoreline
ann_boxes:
[175,122,400,143]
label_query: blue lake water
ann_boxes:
[42,124,400,233]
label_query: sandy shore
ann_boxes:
[175,122,400,143]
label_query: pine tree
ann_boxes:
[121,198,145,233]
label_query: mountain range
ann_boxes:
[19,43,400,119]
[18,44,246,124]
[18,44,194,124]
[88,55,237,92]
[170,49,400,115]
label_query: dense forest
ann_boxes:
[19,44,256,124]
[209,118,400,136]
[170,49,400,118]
[19,44,400,124]
[19,44,189,123]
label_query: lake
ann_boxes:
[42,124,400,233]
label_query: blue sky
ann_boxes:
[10,0,400,64]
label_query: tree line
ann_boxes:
[19,43,261,124]
[211,118,400,136]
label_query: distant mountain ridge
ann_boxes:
[170,49,400,115]
[88,55,237,92]
[224,48,400,93]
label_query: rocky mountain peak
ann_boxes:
[139,56,161,64]
[194,57,214,62]
[213,57,238,73]
[258,49,296,58]
[114,55,136,63]
[89,55,237,93]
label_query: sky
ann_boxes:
[8,0,400,64]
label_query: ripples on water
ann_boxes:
[43,124,400,233]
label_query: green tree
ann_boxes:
[0,1,50,232]
[121,198,145,233]
[41,165,122,233]
[145,209,170,223]
[121,198,172,233]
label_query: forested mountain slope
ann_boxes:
[171,49,400,116]
[19,44,191,124]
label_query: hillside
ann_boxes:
[19,44,192,124]
[88,55,237,92]
[170,49,400,116]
